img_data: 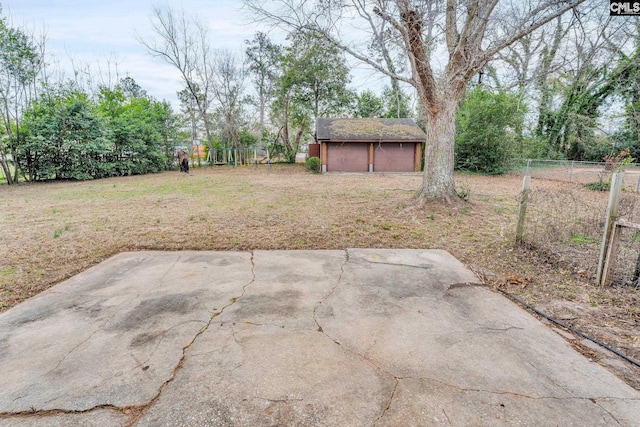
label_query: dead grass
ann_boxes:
[0,164,638,389]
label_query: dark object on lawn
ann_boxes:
[178,151,190,174]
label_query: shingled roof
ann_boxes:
[316,118,426,142]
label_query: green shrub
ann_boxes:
[584,181,610,191]
[455,86,525,175]
[305,156,321,173]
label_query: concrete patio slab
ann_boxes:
[0,249,638,426]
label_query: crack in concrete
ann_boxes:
[236,320,289,331]
[526,360,575,399]
[398,375,637,405]
[13,251,250,425]
[47,328,102,375]
[591,399,625,427]
[5,251,634,424]
[521,361,626,426]
[312,250,402,426]
[485,325,525,332]
[138,319,208,360]
[157,255,182,285]
[360,260,433,270]
[594,396,640,426]
[42,256,168,379]
[306,253,635,425]
[46,295,140,377]
[441,408,454,426]
[374,377,399,427]
[252,395,304,403]
[123,250,257,426]
[311,329,403,426]
[312,250,348,333]
[0,404,138,420]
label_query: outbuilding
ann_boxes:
[314,118,425,173]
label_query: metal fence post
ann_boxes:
[515,175,531,245]
[596,172,624,286]
[569,160,574,183]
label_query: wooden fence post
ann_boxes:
[515,175,531,245]
[596,172,624,286]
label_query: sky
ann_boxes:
[0,0,277,107]
[1,0,386,109]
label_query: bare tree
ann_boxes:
[245,32,281,150]
[211,51,247,165]
[137,6,215,153]
[493,5,640,158]
[485,16,571,156]
[0,12,46,184]
[245,0,586,201]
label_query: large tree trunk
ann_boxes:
[418,95,458,201]
[400,5,462,202]
[245,0,586,200]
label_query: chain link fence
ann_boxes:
[608,198,640,288]
[507,159,640,191]
[518,181,608,279]
[511,160,640,287]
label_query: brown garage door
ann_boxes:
[374,142,415,172]
[327,143,369,172]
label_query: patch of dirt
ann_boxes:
[0,165,638,389]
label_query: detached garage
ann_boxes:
[314,118,425,173]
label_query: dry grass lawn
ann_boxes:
[1,164,638,389]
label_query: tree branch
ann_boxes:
[303,23,415,86]
[485,0,587,60]
[445,0,460,56]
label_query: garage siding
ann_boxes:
[327,143,369,172]
[374,143,415,172]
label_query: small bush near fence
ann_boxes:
[305,157,321,174]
